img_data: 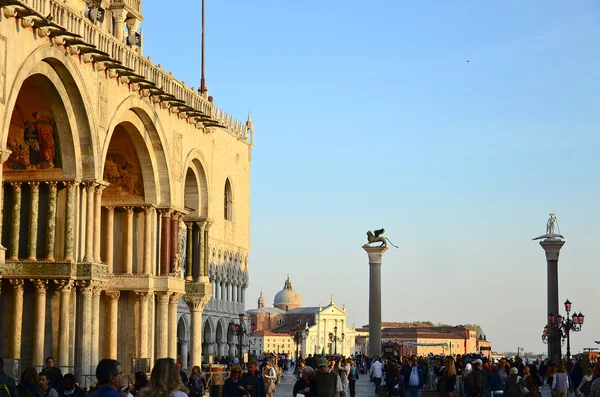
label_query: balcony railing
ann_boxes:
[9,0,249,141]
[111,0,141,14]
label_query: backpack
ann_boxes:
[0,384,10,397]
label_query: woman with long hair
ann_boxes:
[263,361,277,397]
[139,359,188,397]
[188,366,206,397]
[19,367,44,397]
[223,365,248,397]
[440,358,457,397]
[524,365,542,397]
[552,364,569,397]
[337,358,350,397]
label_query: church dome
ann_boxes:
[273,276,302,311]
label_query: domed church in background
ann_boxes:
[273,276,302,311]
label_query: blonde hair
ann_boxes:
[446,359,456,378]
[140,358,188,397]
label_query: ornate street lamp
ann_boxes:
[541,299,585,363]
[228,313,256,365]
[290,320,309,373]
[328,326,344,355]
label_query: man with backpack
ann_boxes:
[0,358,17,397]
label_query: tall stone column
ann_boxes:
[156,292,171,358]
[91,286,102,374]
[169,293,179,359]
[93,186,104,263]
[124,206,134,274]
[27,182,40,260]
[540,238,565,364]
[170,212,180,273]
[136,292,150,357]
[9,183,22,260]
[143,207,153,275]
[46,182,58,260]
[84,183,95,262]
[362,245,388,357]
[78,282,93,378]
[0,149,12,255]
[105,291,120,359]
[57,280,73,367]
[185,294,211,368]
[64,182,78,261]
[105,207,115,273]
[159,210,172,276]
[186,223,193,280]
[112,9,127,41]
[10,279,24,359]
[32,279,48,367]
[196,221,207,280]
[180,340,189,368]
[203,221,212,278]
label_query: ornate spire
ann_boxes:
[258,290,264,308]
[284,275,293,290]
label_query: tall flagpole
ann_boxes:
[200,0,206,95]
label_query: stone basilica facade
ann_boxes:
[0,0,251,379]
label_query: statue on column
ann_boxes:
[533,212,564,240]
[363,228,399,248]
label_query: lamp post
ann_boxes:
[542,299,585,363]
[228,313,257,366]
[328,326,345,355]
[289,320,309,373]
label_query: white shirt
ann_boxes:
[408,366,420,387]
[370,361,384,378]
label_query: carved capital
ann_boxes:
[10,182,22,192]
[135,291,150,302]
[31,279,48,293]
[125,17,140,34]
[123,206,134,214]
[169,293,180,305]
[105,291,121,302]
[156,291,171,304]
[28,182,40,192]
[55,279,73,293]
[85,182,97,193]
[112,9,127,23]
[184,295,211,311]
[0,148,12,163]
[66,181,80,191]
[105,206,115,214]
[76,280,93,295]
[10,279,25,291]
[143,206,154,215]
[47,182,58,192]
[159,209,173,218]
[95,184,106,194]
[186,222,193,231]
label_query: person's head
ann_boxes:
[410,355,418,366]
[587,368,593,376]
[192,366,201,376]
[473,360,482,370]
[317,357,329,373]
[524,366,530,376]
[230,365,242,381]
[491,365,498,374]
[64,373,76,390]
[45,357,55,369]
[143,358,186,397]
[21,367,39,384]
[39,373,50,390]
[247,362,257,375]
[265,361,272,369]
[134,371,148,388]
[301,366,315,381]
[96,359,123,390]
[557,364,566,373]
[510,367,518,376]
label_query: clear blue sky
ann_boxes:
[143,1,600,355]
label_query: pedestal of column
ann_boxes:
[105,291,120,359]
[105,207,115,273]
[10,279,24,359]
[64,182,78,261]
[362,245,388,357]
[156,292,170,358]
[136,292,150,358]
[27,182,40,260]
[124,207,134,274]
[9,183,22,260]
[540,238,565,364]
[57,280,73,367]
[32,279,48,367]
[46,183,58,260]
[169,294,179,359]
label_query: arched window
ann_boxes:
[224,178,232,221]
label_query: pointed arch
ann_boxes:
[183,150,210,218]
[224,178,233,221]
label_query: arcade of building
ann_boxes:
[0,0,252,378]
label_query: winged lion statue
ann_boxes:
[364,228,399,248]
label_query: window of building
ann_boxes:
[224,179,232,221]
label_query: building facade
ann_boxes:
[0,0,251,379]
[246,277,358,357]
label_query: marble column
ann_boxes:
[180,340,189,368]
[169,293,179,359]
[160,210,172,276]
[203,221,212,277]
[91,287,102,373]
[136,292,150,357]
[197,221,207,280]
[185,295,210,368]
[84,183,95,262]
[170,212,179,273]
[228,343,235,357]
[32,279,48,366]
[363,245,388,357]
[57,280,73,367]
[105,291,120,359]
[27,182,40,260]
[124,207,134,274]
[540,238,565,364]
[112,9,127,41]
[156,292,171,358]
[9,183,22,260]
[0,149,11,253]
[93,186,104,263]
[46,182,58,260]
[78,282,93,377]
[105,207,115,273]
[185,223,193,280]
[10,279,24,359]
[64,182,78,261]
[241,286,246,305]
[220,282,225,301]
[143,207,153,275]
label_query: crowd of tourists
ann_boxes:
[2,354,600,397]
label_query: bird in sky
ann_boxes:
[466,60,470,63]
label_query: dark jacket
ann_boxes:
[489,373,504,392]
[40,369,63,391]
[293,379,317,397]
[58,386,85,397]
[466,369,485,397]
[88,385,122,397]
[401,365,427,388]
[17,382,45,397]
[223,378,248,397]
[504,374,526,397]
[189,373,206,397]
[441,371,457,393]
[241,372,265,397]
[0,370,18,397]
